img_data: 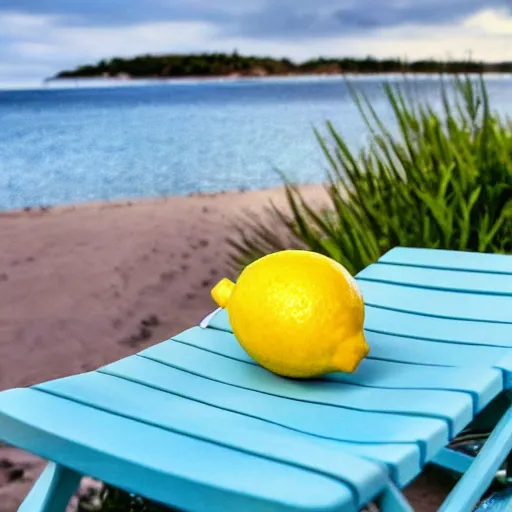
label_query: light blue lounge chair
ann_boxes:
[0,247,511,511]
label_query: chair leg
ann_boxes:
[18,461,82,512]
[377,481,414,512]
[438,404,512,512]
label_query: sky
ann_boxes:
[1,0,511,86]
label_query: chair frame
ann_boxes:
[4,246,512,512]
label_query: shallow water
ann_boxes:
[1,75,512,210]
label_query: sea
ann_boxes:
[1,74,512,210]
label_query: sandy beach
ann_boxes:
[0,185,453,510]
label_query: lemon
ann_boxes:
[211,250,369,378]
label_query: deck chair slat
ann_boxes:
[97,357,421,486]
[204,316,502,411]
[357,280,512,324]
[379,247,512,274]
[134,341,449,461]
[0,388,357,512]
[358,263,512,296]
[365,330,508,370]
[364,330,512,390]
[364,305,512,347]
[94,365,424,487]
[36,371,389,507]
[167,328,476,424]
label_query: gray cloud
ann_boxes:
[0,0,232,26]
[1,0,509,37]
[226,0,510,39]
[335,0,508,31]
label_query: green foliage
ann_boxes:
[55,53,512,79]
[78,483,178,511]
[227,76,512,275]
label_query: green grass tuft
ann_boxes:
[227,75,512,276]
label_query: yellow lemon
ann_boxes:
[211,250,369,378]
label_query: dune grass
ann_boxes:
[227,75,512,276]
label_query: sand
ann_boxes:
[0,185,453,510]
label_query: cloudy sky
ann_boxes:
[1,0,511,86]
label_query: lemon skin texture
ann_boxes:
[212,250,369,378]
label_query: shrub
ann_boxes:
[227,75,512,276]
[78,482,177,511]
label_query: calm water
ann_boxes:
[1,75,512,210]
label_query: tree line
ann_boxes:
[54,52,512,79]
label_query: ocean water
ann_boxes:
[1,74,512,210]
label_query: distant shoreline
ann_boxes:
[2,71,510,93]
[50,70,512,83]
[41,70,512,89]
[48,70,512,82]
[53,52,512,81]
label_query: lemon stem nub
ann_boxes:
[211,278,235,308]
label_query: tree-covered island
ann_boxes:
[53,52,512,80]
